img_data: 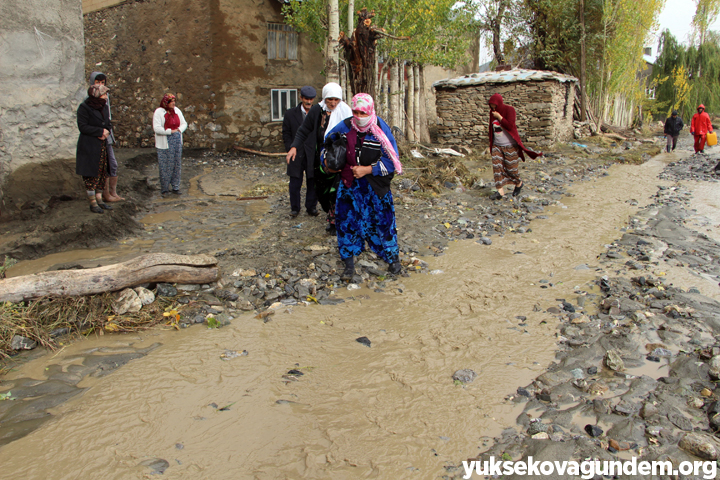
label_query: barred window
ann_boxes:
[271,89,298,122]
[268,23,298,60]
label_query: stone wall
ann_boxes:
[83,0,326,151]
[0,0,86,213]
[435,80,576,150]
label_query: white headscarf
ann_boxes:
[319,82,352,138]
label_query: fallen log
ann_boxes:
[0,253,220,303]
[603,132,628,142]
[234,146,285,157]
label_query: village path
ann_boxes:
[0,148,699,479]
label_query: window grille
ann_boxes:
[268,23,298,60]
[271,89,298,121]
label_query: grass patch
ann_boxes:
[0,294,178,359]
[400,154,480,193]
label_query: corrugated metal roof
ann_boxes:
[433,69,578,89]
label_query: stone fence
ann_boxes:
[434,79,576,151]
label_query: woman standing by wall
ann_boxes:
[153,94,188,195]
[76,84,114,214]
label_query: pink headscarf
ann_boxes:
[350,93,402,174]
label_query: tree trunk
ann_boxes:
[348,0,354,33]
[0,254,220,303]
[373,52,379,100]
[389,58,399,129]
[418,64,430,143]
[379,63,388,118]
[399,61,406,135]
[579,0,587,121]
[407,63,415,142]
[490,1,507,65]
[326,0,340,83]
[413,63,420,142]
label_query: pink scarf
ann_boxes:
[350,93,402,174]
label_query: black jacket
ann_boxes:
[664,116,684,136]
[283,103,317,179]
[76,101,112,177]
[290,104,330,178]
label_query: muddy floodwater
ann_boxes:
[1,154,710,479]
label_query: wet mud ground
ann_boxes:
[2,131,720,478]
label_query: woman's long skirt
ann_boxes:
[335,178,398,264]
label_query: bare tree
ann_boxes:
[326,0,340,83]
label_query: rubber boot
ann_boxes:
[108,176,124,201]
[388,256,402,275]
[340,257,354,281]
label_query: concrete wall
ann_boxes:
[435,80,576,150]
[0,0,87,213]
[83,0,326,151]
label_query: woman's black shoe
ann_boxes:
[512,182,523,197]
[90,205,104,214]
[489,191,503,200]
[388,262,402,275]
[340,257,355,281]
[98,202,113,210]
[290,210,300,218]
[171,189,182,195]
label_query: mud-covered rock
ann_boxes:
[114,288,142,314]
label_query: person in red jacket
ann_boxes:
[691,104,713,154]
[487,93,542,200]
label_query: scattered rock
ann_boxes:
[139,458,170,475]
[11,335,37,350]
[220,349,248,360]
[585,424,603,437]
[679,433,718,460]
[113,288,142,314]
[452,369,477,384]
[156,283,178,297]
[356,336,371,347]
[134,286,155,305]
[604,350,624,371]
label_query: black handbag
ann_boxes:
[323,132,347,172]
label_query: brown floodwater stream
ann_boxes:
[0,156,691,479]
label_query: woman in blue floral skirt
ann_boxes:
[324,93,403,281]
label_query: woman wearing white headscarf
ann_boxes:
[287,82,352,233]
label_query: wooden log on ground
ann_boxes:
[233,146,285,157]
[0,253,220,303]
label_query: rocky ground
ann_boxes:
[5,129,707,461]
[443,150,720,479]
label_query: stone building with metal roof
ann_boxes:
[433,69,579,150]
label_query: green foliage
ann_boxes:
[207,316,220,329]
[653,29,720,120]
[282,0,478,67]
[528,0,663,124]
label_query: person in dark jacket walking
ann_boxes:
[282,86,318,217]
[286,83,352,233]
[663,110,684,153]
[76,84,114,214]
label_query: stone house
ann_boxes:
[83,0,326,150]
[433,69,578,150]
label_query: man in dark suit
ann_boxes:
[282,86,319,217]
